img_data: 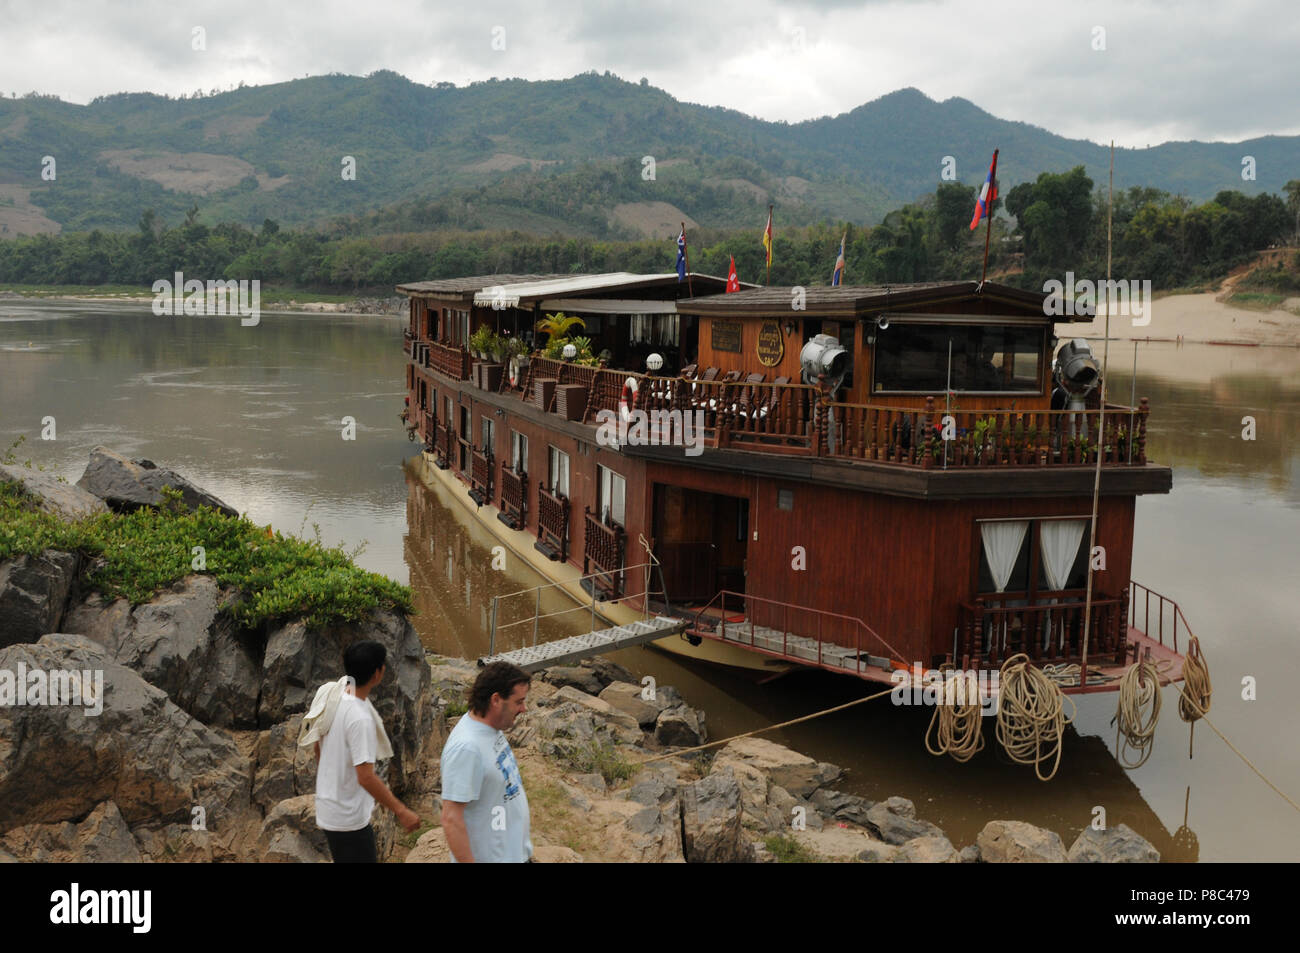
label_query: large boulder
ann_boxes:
[712,736,839,797]
[0,550,80,647]
[251,715,317,809]
[680,768,754,863]
[578,656,636,689]
[0,800,141,863]
[977,820,1069,863]
[258,609,432,795]
[598,681,661,729]
[655,705,707,747]
[708,755,771,829]
[864,797,945,845]
[1068,824,1160,863]
[258,795,330,863]
[64,575,261,728]
[550,685,640,732]
[0,464,108,521]
[895,834,961,863]
[540,666,604,695]
[0,634,252,835]
[76,446,238,517]
[810,788,874,827]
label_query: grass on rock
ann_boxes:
[0,480,411,629]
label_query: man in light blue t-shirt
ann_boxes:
[440,661,532,863]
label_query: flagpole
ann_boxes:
[680,221,694,298]
[979,149,998,287]
[766,205,773,286]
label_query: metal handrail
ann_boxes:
[1129,579,1193,654]
[690,588,907,670]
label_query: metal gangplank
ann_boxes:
[479,614,688,672]
[478,543,683,672]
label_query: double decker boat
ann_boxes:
[399,271,1191,697]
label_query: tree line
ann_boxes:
[1,170,1296,294]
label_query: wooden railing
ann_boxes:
[500,465,527,527]
[582,507,626,597]
[958,594,1127,668]
[428,341,471,381]
[471,449,493,502]
[536,484,570,561]
[449,348,1157,470]
[825,396,1149,467]
[583,369,821,450]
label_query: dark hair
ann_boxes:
[469,662,531,715]
[344,640,387,686]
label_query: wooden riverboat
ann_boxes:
[399,272,1193,694]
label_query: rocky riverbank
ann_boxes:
[0,448,1159,863]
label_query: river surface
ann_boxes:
[2,299,1297,862]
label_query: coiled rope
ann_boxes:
[996,654,1076,781]
[924,670,985,762]
[1113,656,1167,769]
[1177,636,1212,758]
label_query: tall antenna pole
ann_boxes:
[1081,141,1114,689]
[681,221,694,298]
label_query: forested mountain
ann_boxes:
[0,71,1295,238]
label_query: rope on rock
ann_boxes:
[925,669,985,762]
[1177,636,1212,759]
[996,653,1076,781]
[1113,656,1167,769]
[635,684,898,765]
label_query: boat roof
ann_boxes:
[683,280,1064,319]
[395,274,566,297]
[469,272,747,309]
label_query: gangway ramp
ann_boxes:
[478,615,688,672]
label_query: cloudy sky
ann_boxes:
[3,0,1297,147]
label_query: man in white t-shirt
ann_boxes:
[315,640,420,862]
[440,661,532,863]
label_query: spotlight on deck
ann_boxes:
[562,343,577,360]
[646,352,664,372]
[1054,339,1100,395]
[1053,338,1100,437]
[800,334,848,386]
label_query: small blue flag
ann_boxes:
[676,229,686,281]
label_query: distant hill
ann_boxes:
[0,71,1295,237]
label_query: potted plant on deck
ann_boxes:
[469,325,494,361]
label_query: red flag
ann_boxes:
[969,149,999,230]
[726,255,740,292]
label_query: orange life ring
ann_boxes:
[619,376,639,421]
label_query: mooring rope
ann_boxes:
[1114,656,1167,769]
[924,670,985,762]
[1177,636,1212,758]
[996,653,1076,781]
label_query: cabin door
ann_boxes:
[652,484,748,605]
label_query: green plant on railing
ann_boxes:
[972,416,996,461]
[468,325,496,358]
[1068,432,1095,461]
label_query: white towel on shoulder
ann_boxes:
[297,675,394,761]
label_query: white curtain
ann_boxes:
[1040,519,1086,591]
[980,520,1029,592]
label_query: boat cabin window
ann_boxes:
[480,417,495,455]
[874,323,1043,394]
[548,446,570,499]
[451,309,469,346]
[976,517,1090,598]
[597,465,626,527]
[511,431,529,475]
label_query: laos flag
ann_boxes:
[969,149,999,230]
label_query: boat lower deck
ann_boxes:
[687,618,1185,696]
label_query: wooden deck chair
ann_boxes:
[736,373,766,415]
